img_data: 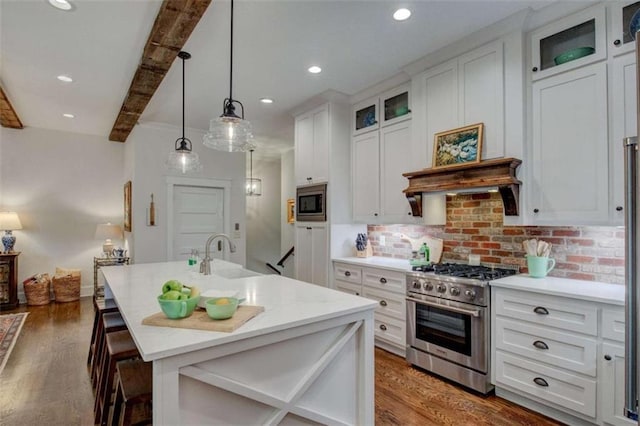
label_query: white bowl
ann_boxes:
[197,290,239,309]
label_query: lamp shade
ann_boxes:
[0,212,22,230]
[95,223,122,240]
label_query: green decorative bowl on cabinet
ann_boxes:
[553,47,595,66]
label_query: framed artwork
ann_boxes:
[287,198,295,224]
[124,180,132,232]
[432,123,483,169]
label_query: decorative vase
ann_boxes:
[2,230,16,253]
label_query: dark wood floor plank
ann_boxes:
[0,299,564,425]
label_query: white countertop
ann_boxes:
[491,274,625,306]
[332,256,413,272]
[101,260,377,361]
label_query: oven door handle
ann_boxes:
[407,296,480,318]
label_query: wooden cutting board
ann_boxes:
[141,305,264,333]
[400,234,444,263]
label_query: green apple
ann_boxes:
[161,290,183,300]
[162,280,183,294]
[179,293,189,300]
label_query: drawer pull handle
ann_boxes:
[533,306,549,315]
[533,377,549,387]
[533,340,549,350]
[380,277,387,284]
[604,354,612,361]
[344,271,351,277]
[380,300,387,307]
[379,324,387,331]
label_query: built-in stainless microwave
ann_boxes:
[296,184,327,222]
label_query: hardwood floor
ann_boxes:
[0,299,564,425]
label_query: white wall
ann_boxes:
[246,156,281,274]
[0,127,124,299]
[125,123,247,266]
[280,149,295,277]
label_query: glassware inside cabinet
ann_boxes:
[355,103,377,132]
[622,2,640,45]
[539,19,595,71]
[383,91,409,122]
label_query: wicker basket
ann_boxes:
[52,272,81,302]
[23,274,51,306]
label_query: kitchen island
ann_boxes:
[101,260,377,425]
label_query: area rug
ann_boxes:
[0,312,28,376]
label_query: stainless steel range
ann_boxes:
[406,263,516,394]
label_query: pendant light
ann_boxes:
[203,0,255,152]
[166,51,203,174]
[246,149,262,196]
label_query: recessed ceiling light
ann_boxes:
[63,113,75,118]
[260,98,274,104]
[308,65,322,74]
[393,8,411,21]
[48,0,74,11]
[446,193,457,197]
[57,75,73,83]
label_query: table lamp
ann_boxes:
[95,223,122,256]
[0,212,22,253]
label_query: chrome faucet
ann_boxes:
[200,234,237,275]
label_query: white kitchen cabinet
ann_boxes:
[352,120,414,223]
[352,96,379,136]
[529,61,609,225]
[611,52,637,225]
[609,1,640,57]
[352,83,411,136]
[530,3,606,81]
[295,224,328,287]
[415,39,505,167]
[332,261,406,356]
[601,343,635,426]
[294,104,329,186]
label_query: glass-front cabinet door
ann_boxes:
[611,1,640,56]
[530,3,606,81]
[381,83,411,127]
[353,96,379,136]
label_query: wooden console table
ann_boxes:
[0,252,20,310]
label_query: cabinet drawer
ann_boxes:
[335,280,361,296]
[495,290,598,336]
[374,313,405,349]
[602,308,625,343]
[495,351,596,418]
[362,286,405,320]
[333,263,362,284]
[495,317,597,376]
[363,267,404,293]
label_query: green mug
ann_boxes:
[527,255,555,278]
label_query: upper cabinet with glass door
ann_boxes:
[530,4,606,81]
[353,96,379,136]
[610,1,640,57]
[352,83,411,135]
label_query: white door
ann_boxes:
[352,131,380,222]
[172,185,224,261]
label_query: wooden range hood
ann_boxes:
[403,157,522,216]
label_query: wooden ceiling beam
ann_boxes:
[109,0,212,142]
[0,85,24,129]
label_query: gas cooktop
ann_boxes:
[411,262,517,281]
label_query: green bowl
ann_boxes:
[157,294,200,319]
[553,47,595,65]
[205,297,239,320]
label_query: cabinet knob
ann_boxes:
[532,66,538,72]
[614,39,621,46]
[379,324,387,331]
[356,292,360,296]
[344,271,351,277]
[408,212,412,215]
[616,206,623,211]
[533,208,539,213]
[374,213,378,216]
[307,177,312,181]
[306,227,312,230]
[533,340,549,350]
[604,354,612,361]
[533,377,549,387]
[380,300,387,307]
[380,277,387,284]
[533,306,549,315]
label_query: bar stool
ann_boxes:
[87,298,119,367]
[91,312,127,388]
[94,329,139,426]
[110,359,153,426]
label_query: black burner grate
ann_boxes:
[412,262,516,281]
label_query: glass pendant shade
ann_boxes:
[246,149,262,196]
[167,51,202,174]
[203,0,254,152]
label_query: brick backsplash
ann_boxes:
[367,193,625,284]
